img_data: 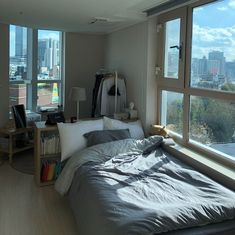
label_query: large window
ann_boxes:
[9,26,63,111]
[9,25,28,107]
[157,0,235,162]
[37,30,62,108]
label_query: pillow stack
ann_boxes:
[57,117,145,162]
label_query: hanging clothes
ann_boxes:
[95,74,126,117]
[91,73,104,117]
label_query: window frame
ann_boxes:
[9,26,64,112]
[157,0,235,165]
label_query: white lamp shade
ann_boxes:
[70,87,86,101]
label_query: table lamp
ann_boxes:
[70,87,86,119]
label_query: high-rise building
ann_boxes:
[208,51,225,75]
[191,58,199,76]
[198,56,207,75]
[15,26,23,57]
[43,39,59,70]
[225,62,235,81]
[38,39,47,68]
[208,60,220,76]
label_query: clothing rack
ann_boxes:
[91,69,126,117]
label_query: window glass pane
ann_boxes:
[191,0,235,92]
[9,25,27,81]
[38,30,61,80]
[161,90,183,135]
[189,96,235,158]
[164,19,181,79]
[37,83,60,107]
[9,84,27,107]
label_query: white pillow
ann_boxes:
[57,119,103,161]
[103,117,145,139]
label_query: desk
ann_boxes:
[0,127,34,164]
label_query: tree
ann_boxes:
[167,96,235,144]
[221,83,235,92]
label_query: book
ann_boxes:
[54,161,62,179]
[41,162,50,182]
[47,163,56,181]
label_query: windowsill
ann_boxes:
[162,142,235,191]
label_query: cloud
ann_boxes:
[194,7,204,12]
[192,24,235,61]
[217,6,228,11]
[193,24,233,42]
[228,0,235,8]
[38,31,60,40]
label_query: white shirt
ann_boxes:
[96,77,126,117]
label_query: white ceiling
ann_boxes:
[0,0,168,33]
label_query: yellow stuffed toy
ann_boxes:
[149,125,169,138]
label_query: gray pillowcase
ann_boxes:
[84,129,131,147]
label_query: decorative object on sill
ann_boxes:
[129,102,134,110]
[149,125,169,138]
[125,102,138,119]
[70,87,87,119]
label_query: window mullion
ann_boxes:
[183,92,189,143]
[26,28,32,110]
[31,29,38,111]
[183,5,191,145]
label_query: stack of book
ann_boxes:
[41,160,64,182]
[40,134,61,155]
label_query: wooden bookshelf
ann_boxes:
[34,122,61,186]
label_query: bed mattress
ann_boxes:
[55,136,235,235]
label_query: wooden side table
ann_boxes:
[0,127,34,164]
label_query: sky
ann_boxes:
[192,0,235,62]
[10,25,59,57]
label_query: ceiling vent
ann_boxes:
[89,17,123,24]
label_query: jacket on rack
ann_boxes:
[95,76,126,117]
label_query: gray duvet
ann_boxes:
[55,136,235,235]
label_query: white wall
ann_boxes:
[105,18,158,131]
[64,32,105,119]
[0,23,9,127]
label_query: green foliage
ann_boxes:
[221,83,235,92]
[167,96,235,144]
[166,99,183,134]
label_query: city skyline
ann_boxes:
[10,25,59,57]
[191,50,230,76]
[9,25,60,81]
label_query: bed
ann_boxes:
[55,135,235,235]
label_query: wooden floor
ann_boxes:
[0,162,78,235]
